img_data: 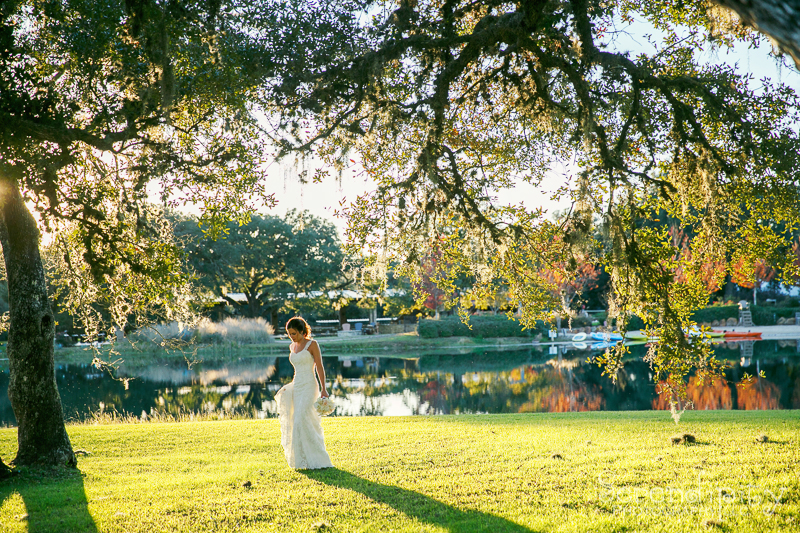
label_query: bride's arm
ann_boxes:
[309,340,329,397]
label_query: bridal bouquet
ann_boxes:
[314,396,335,416]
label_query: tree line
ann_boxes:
[2,202,794,333]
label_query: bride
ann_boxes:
[275,317,333,469]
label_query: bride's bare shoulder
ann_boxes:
[307,338,321,355]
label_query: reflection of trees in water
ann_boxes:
[518,367,605,413]
[355,397,386,416]
[2,349,797,425]
[652,375,733,410]
[330,362,610,414]
[418,373,454,414]
[45,357,648,419]
[44,362,285,423]
[154,383,275,418]
[117,358,277,385]
[460,364,605,414]
[650,360,799,411]
[54,364,159,420]
[737,378,781,410]
[342,356,797,415]
[792,377,800,409]
[417,347,547,375]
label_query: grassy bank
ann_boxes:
[1,411,798,532]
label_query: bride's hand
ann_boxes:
[320,392,329,398]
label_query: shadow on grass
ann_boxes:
[0,466,97,533]
[301,468,537,533]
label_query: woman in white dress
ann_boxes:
[275,317,333,469]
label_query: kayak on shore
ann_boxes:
[623,328,725,342]
[591,332,624,342]
[714,330,762,339]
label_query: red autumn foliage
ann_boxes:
[652,375,733,410]
[539,259,600,308]
[669,227,727,292]
[737,378,781,410]
[418,243,447,311]
[730,257,775,290]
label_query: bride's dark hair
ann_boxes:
[285,316,311,339]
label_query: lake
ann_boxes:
[0,340,798,425]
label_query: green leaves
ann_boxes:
[262,0,800,404]
[0,0,288,354]
[174,210,346,319]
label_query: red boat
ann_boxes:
[713,330,762,339]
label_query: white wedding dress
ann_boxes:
[275,340,333,469]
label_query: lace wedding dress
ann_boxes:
[275,340,333,469]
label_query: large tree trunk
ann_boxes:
[0,180,75,467]
[723,275,738,301]
[247,291,260,318]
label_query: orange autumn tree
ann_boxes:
[730,256,776,305]
[538,254,601,312]
[415,235,464,317]
[669,227,727,293]
[419,251,447,317]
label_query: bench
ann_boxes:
[312,326,339,337]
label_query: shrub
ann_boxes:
[751,306,800,325]
[55,332,76,347]
[686,305,800,326]
[564,315,592,328]
[418,315,548,338]
[131,318,275,346]
[621,315,646,330]
[196,317,274,344]
[691,305,739,324]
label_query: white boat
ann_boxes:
[591,332,624,342]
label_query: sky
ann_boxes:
[262,19,800,237]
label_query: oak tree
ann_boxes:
[175,210,346,324]
[0,0,274,466]
[262,0,800,405]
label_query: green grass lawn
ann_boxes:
[1,411,798,532]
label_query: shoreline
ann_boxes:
[0,326,798,369]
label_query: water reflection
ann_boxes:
[0,341,798,425]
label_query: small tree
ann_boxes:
[731,257,777,306]
[539,257,601,312]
